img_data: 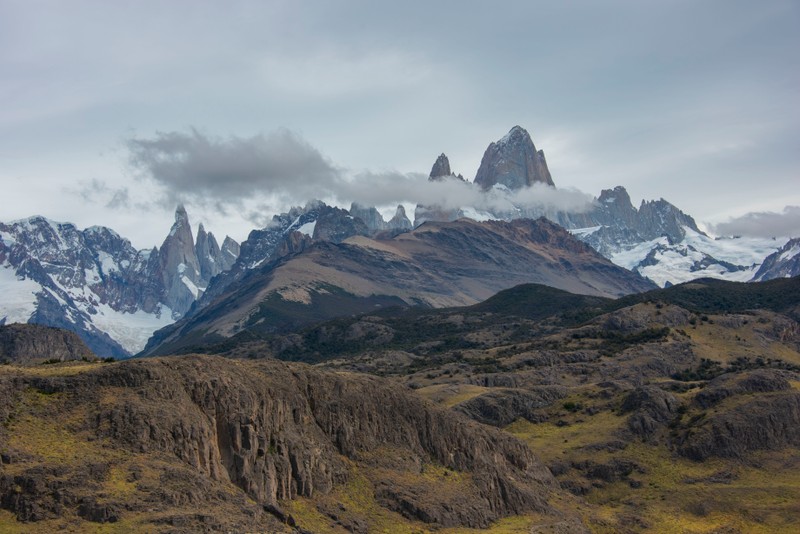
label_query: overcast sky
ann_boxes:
[1,0,798,248]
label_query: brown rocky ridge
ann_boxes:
[0,354,588,532]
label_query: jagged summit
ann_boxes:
[430,153,452,179]
[427,153,465,182]
[474,125,554,191]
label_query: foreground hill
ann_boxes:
[0,355,586,532]
[213,277,800,532]
[142,217,654,356]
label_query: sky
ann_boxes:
[1,0,798,248]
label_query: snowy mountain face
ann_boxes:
[753,238,800,281]
[0,208,239,356]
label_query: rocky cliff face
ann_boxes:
[0,209,239,356]
[0,323,94,364]
[474,125,554,191]
[0,355,566,530]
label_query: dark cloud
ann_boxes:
[127,128,341,205]
[712,206,800,238]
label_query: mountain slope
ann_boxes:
[142,217,655,356]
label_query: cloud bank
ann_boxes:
[127,128,595,219]
[712,206,800,238]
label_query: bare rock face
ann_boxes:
[0,355,560,530]
[474,125,554,191]
[220,236,240,271]
[0,324,94,364]
[194,223,226,284]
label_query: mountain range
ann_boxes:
[0,125,796,357]
[0,208,238,356]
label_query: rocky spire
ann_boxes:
[158,205,202,316]
[388,205,413,231]
[195,222,224,284]
[473,125,554,191]
[220,236,240,271]
[429,153,452,180]
[428,153,465,182]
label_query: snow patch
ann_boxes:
[569,226,602,237]
[0,265,41,324]
[607,227,784,287]
[97,251,118,274]
[181,276,201,299]
[459,207,494,222]
[779,243,800,262]
[297,220,317,237]
[89,303,175,354]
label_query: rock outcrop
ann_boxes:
[0,323,94,364]
[454,386,567,427]
[619,386,680,440]
[679,390,800,460]
[428,153,464,182]
[158,205,203,315]
[693,369,792,409]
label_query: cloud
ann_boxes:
[67,179,132,209]
[712,206,800,238]
[127,128,342,205]
[127,128,595,221]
